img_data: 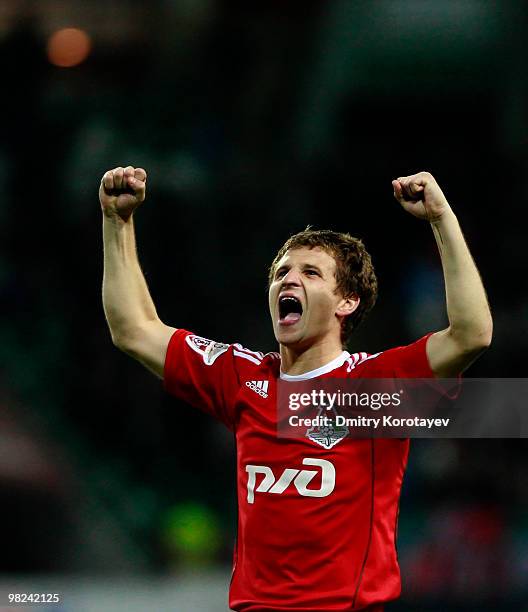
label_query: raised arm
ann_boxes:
[392,172,492,377]
[100,166,175,378]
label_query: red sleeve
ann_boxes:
[365,333,435,378]
[364,333,461,397]
[163,329,243,430]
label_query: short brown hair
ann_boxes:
[268,229,378,347]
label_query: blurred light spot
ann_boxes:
[162,502,221,567]
[47,28,91,68]
[417,440,459,480]
[161,151,209,196]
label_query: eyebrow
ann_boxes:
[275,263,325,277]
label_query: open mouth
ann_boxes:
[278,296,303,325]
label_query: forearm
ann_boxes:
[431,209,492,347]
[102,213,159,346]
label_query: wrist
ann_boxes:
[429,206,456,227]
[102,209,134,226]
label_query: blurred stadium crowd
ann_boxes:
[1,1,528,610]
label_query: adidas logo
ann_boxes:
[246,380,269,398]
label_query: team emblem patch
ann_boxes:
[186,335,230,365]
[306,406,349,449]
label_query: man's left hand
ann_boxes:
[392,171,451,222]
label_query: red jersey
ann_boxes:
[164,329,436,611]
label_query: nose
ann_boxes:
[281,268,302,287]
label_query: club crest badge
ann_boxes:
[186,335,230,365]
[306,406,349,449]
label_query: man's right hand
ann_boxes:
[99,166,147,221]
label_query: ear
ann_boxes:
[336,295,360,318]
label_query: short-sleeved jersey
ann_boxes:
[164,329,436,611]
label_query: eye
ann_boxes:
[305,269,319,277]
[275,269,287,279]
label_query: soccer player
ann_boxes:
[100,166,492,611]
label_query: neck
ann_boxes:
[280,338,345,376]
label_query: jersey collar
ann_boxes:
[280,351,351,381]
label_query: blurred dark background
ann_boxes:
[1,1,527,610]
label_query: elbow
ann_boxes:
[471,328,492,353]
[477,315,493,350]
[481,322,493,349]
[451,319,493,353]
[109,328,137,354]
[110,332,129,353]
[109,319,163,358]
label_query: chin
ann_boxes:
[277,331,315,353]
[275,329,302,346]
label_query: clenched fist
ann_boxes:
[392,171,450,222]
[99,166,147,221]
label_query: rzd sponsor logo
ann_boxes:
[245,458,335,504]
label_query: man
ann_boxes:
[100,166,492,611]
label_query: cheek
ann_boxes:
[310,292,337,321]
[268,288,277,312]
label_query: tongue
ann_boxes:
[283,312,301,324]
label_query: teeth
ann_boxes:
[279,295,302,319]
[280,296,299,304]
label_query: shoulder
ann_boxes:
[345,351,383,372]
[345,334,434,378]
[179,330,276,373]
